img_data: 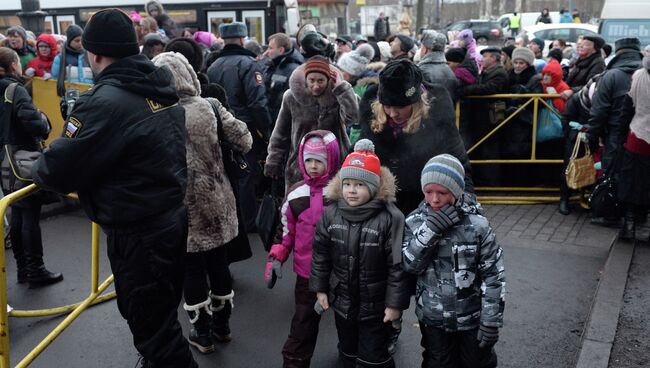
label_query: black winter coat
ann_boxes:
[264,47,304,122]
[32,55,188,227]
[207,44,272,136]
[457,64,508,97]
[587,50,642,170]
[359,84,473,214]
[310,169,411,320]
[0,76,49,151]
[566,52,605,92]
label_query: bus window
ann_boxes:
[600,19,650,49]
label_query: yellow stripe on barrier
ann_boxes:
[0,185,115,368]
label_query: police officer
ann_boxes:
[31,9,197,368]
[207,22,272,231]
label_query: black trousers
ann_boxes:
[10,204,43,269]
[335,314,395,368]
[419,324,497,368]
[282,276,322,368]
[106,207,195,368]
[184,246,232,305]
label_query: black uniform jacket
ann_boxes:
[32,54,188,227]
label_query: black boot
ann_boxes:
[558,198,571,216]
[26,261,64,289]
[210,291,233,342]
[184,298,215,354]
[619,208,636,242]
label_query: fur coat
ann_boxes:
[153,52,253,252]
[264,63,357,190]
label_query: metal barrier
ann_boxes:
[0,185,116,368]
[455,93,573,205]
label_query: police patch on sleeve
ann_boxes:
[65,117,82,138]
[255,71,263,84]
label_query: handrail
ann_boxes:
[0,184,116,368]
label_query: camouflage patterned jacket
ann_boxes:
[402,198,505,331]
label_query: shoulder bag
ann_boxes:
[1,83,43,193]
[565,132,597,190]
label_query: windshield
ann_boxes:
[599,19,650,48]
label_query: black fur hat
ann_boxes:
[378,59,422,107]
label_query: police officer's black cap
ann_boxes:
[82,8,140,58]
[336,35,353,45]
[583,35,605,51]
[614,37,641,52]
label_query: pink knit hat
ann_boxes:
[193,31,217,48]
[303,136,328,167]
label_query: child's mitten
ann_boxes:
[425,204,460,234]
[477,325,499,348]
[265,260,282,289]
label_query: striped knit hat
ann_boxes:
[340,139,381,195]
[421,154,465,200]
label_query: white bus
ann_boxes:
[0,0,286,44]
[599,0,650,49]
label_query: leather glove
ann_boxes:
[425,205,460,234]
[477,325,499,349]
[265,259,282,289]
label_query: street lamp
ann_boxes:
[17,0,47,36]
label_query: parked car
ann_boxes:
[520,23,599,55]
[444,19,505,45]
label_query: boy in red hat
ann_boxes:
[310,139,410,368]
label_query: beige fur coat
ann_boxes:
[153,52,252,252]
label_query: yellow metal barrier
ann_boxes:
[0,185,116,368]
[456,93,568,205]
[31,78,92,146]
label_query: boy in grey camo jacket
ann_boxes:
[402,154,505,367]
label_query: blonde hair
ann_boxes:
[370,95,430,134]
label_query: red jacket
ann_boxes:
[541,59,570,112]
[25,34,58,77]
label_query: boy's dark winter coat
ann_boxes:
[310,168,410,320]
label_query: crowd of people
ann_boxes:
[0,3,648,367]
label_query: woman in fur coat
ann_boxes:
[358,59,475,215]
[152,51,252,354]
[264,56,357,191]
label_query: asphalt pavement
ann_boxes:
[4,204,620,368]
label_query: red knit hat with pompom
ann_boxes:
[340,139,381,194]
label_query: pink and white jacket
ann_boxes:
[268,130,341,278]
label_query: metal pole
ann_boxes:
[17,0,47,36]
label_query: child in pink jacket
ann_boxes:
[265,129,341,368]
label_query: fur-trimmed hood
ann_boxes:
[326,166,398,203]
[289,62,343,106]
[152,51,201,97]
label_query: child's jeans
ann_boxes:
[419,323,497,368]
[334,314,395,368]
[282,276,322,368]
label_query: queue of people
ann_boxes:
[0,3,648,368]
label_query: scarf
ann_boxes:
[337,198,405,265]
[387,117,406,138]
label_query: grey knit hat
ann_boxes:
[512,47,535,66]
[336,44,374,77]
[421,154,465,200]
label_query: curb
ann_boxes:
[575,236,636,368]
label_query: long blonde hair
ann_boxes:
[370,94,430,134]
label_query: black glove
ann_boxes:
[477,325,499,348]
[425,204,460,234]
